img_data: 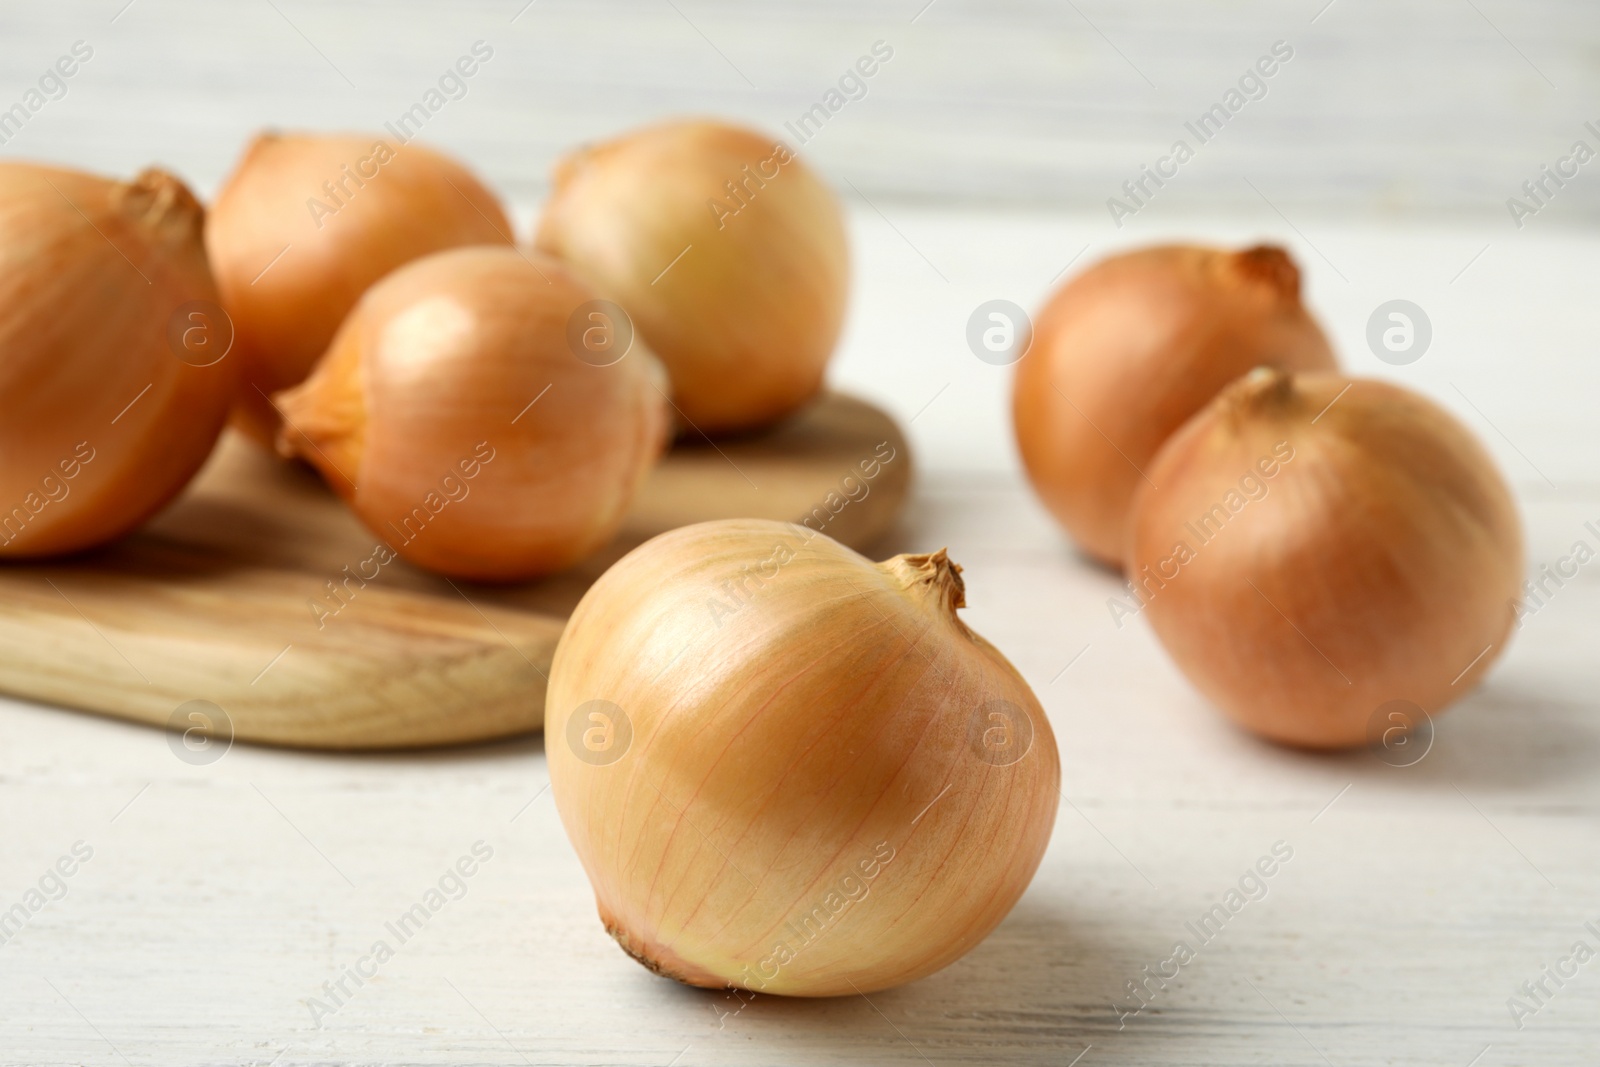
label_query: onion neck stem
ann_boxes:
[881,550,973,636]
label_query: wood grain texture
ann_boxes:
[0,392,911,749]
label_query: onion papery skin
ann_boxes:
[1013,244,1337,567]
[534,119,849,435]
[207,132,513,446]
[546,519,1060,996]
[274,246,669,581]
[1127,369,1524,749]
[0,163,237,558]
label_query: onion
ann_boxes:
[0,163,237,557]
[534,119,849,435]
[547,519,1059,995]
[274,246,668,581]
[1013,244,1337,566]
[207,132,513,445]
[1126,368,1523,748]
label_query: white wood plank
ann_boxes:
[2,209,1597,1066]
[0,0,1596,219]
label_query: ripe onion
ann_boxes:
[547,519,1059,996]
[1013,244,1337,566]
[1126,369,1523,748]
[534,119,849,435]
[0,163,237,557]
[274,246,668,581]
[207,132,514,445]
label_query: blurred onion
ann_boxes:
[535,119,849,434]
[275,246,668,581]
[207,132,513,445]
[1127,368,1523,748]
[1013,244,1336,566]
[0,163,236,557]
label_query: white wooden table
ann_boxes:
[4,2,1599,1063]
[3,208,1597,1066]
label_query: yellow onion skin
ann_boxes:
[274,246,669,581]
[547,519,1060,996]
[0,163,238,558]
[1013,244,1337,567]
[534,119,849,435]
[207,132,513,446]
[1127,369,1523,749]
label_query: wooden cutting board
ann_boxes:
[0,392,910,750]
